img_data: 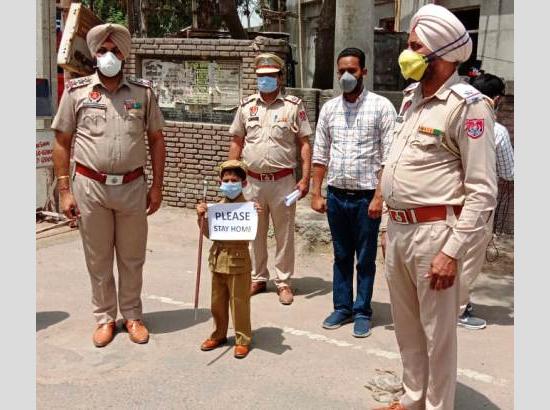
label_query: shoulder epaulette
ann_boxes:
[127,76,153,88]
[450,83,483,105]
[403,82,420,95]
[240,95,256,107]
[65,76,92,91]
[284,95,302,105]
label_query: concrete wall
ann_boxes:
[36,0,57,210]
[333,0,375,90]
[285,0,323,88]
[475,0,514,82]
[125,37,289,208]
[386,0,514,82]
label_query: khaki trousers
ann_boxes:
[210,272,252,345]
[385,220,461,410]
[72,173,148,324]
[244,174,296,288]
[459,214,495,311]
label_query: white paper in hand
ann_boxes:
[284,189,301,207]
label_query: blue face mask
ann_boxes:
[257,76,278,93]
[219,181,242,199]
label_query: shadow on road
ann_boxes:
[143,308,210,334]
[470,303,514,327]
[291,276,333,299]
[371,301,393,328]
[455,382,501,409]
[252,326,292,355]
[36,311,70,331]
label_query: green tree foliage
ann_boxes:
[81,0,127,26]
[145,1,192,37]
[81,0,193,37]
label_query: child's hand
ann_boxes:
[196,202,207,218]
[254,200,263,214]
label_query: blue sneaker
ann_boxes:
[352,316,372,338]
[322,311,353,329]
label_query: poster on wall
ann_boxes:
[142,59,241,109]
[36,130,55,168]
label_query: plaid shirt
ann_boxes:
[312,89,396,190]
[495,122,514,181]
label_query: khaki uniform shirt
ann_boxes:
[228,93,313,173]
[51,72,165,174]
[381,71,497,260]
[206,193,252,275]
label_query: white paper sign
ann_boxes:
[207,202,258,241]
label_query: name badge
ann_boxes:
[82,102,107,109]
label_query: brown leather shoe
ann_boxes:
[250,281,267,296]
[200,337,228,351]
[234,344,249,359]
[277,286,294,305]
[124,319,149,344]
[93,321,116,348]
[372,402,407,410]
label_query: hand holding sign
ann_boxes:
[207,202,259,241]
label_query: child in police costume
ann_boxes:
[196,160,260,359]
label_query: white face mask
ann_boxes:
[96,51,122,77]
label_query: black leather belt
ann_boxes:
[328,186,375,198]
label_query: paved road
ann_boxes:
[37,206,514,409]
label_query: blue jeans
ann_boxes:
[326,187,381,318]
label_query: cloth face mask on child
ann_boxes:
[219,182,242,199]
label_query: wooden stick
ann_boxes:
[194,180,208,320]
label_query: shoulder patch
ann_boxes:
[451,83,482,105]
[284,95,302,105]
[65,76,92,91]
[240,95,256,107]
[127,76,153,88]
[403,82,420,95]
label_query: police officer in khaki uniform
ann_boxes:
[228,53,312,305]
[375,5,497,410]
[197,160,254,359]
[52,24,166,347]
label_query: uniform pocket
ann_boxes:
[80,108,106,137]
[271,121,293,141]
[245,122,261,143]
[228,251,251,270]
[125,110,145,135]
[409,133,443,163]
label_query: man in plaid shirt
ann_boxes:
[311,47,396,337]
[458,72,514,330]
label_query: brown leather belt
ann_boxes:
[247,168,294,181]
[75,163,144,186]
[388,205,462,224]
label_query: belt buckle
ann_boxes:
[390,209,409,224]
[260,173,275,181]
[105,174,124,186]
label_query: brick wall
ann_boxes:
[125,38,515,235]
[124,37,289,208]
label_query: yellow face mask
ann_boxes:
[398,49,429,81]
